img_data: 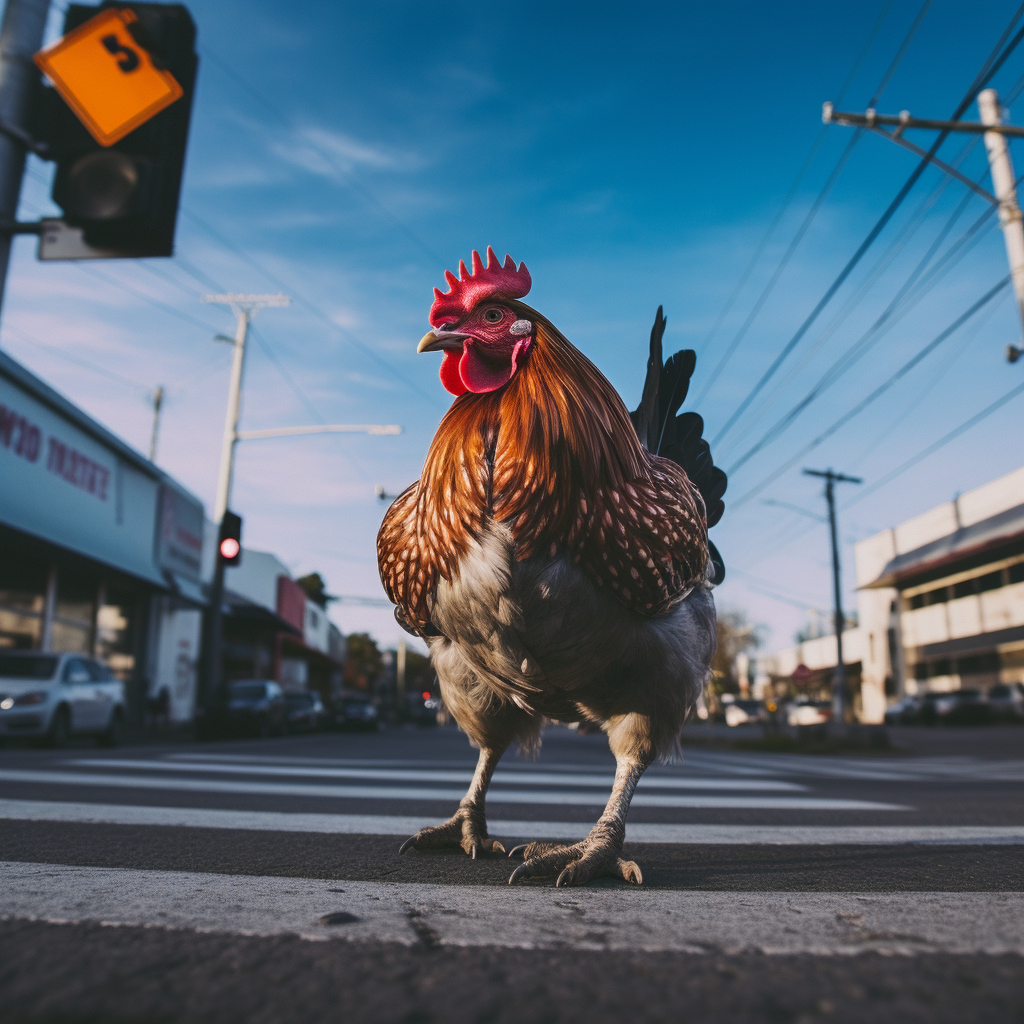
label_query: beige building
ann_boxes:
[757,465,1024,723]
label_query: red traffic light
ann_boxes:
[217,511,242,565]
[422,691,431,700]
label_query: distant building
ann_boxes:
[856,465,1024,721]
[0,348,347,725]
[756,465,1024,723]
[0,349,205,724]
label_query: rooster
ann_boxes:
[378,249,726,887]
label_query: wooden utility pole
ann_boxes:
[804,468,862,723]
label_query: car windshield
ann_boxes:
[959,689,981,699]
[0,654,58,679]
[286,693,312,706]
[735,701,761,712]
[989,685,1010,698]
[229,683,266,701]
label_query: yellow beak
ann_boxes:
[418,330,467,353]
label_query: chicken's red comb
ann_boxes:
[429,247,531,326]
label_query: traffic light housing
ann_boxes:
[218,511,242,566]
[34,3,197,257]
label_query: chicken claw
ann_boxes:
[507,840,642,887]
[398,805,505,858]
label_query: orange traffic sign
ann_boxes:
[34,8,183,147]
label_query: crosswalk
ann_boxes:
[3,743,1023,955]
[1,747,1022,844]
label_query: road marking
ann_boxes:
[0,770,905,810]
[0,800,1019,843]
[69,759,807,792]
[2,861,1021,953]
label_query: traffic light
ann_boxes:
[33,3,198,257]
[218,511,242,566]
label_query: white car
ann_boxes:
[0,651,126,747]
[785,698,832,727]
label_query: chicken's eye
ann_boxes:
[484,308,503,324]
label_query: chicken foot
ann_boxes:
[508,756,646,887]
[399,744,506,858]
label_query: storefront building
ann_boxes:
[0,350,206,724]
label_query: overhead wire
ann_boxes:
[198,45,446,267]
[694,0,894,362]
[842,376,1024,509]
[180,206,446,411]
[720,63,1024,462]
[697,0,934,410]
[847,288,1008,470]
[726,181,999,473]
[730,274,1012,511]
[715,134,985,461]
[709,3,1024,446]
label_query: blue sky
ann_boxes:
[6,0,1024,654]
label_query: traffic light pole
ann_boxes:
[0,0,50,315]
[804,468,861,724]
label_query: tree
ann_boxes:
[344,632,382,691]
[711,609,763,694]
[296,572,335,609]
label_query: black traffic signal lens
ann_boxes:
[58,151,140,220]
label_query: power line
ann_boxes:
[730,275,1011,510]
[709,6,1024,446]
[714,124,998,460]
[695,0,894,361]
[842,375,1024,509]
[847,287,1007,469]
[198,44,445,267]
[698,0,933,410]
[726,181,1001,472]
[180,207,445,410]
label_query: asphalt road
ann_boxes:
[1,723,1022,1023]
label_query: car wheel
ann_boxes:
[46,705,71,749]
[98,708,125,748]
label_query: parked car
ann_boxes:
[785,698,832,727]
[722,698,765,727]
[919,688,988,725]
[0,651,126,747]
[987,682,1024,721]
[406,689,441,726]
[223,679,286,737]
[284,690,325,733]
[331,691,378,731]
[884,695,922,725]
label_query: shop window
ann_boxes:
[50,620,91,654]
[925,588,948,606]
[910,593,925,610]
[956,653,1000,676]
[914,662,928,681]
[953,578,977,599]
[55,569,95,626]
[976,571,1004,593]
[96,586,137,680]
[1008,562,1024,585]
[0,552,47,649]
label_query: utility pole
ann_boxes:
[197,294,288,723]
[803,468,862,725]
[823,92,1024,361]
[149,386,164,463]
[0,0,50,315]
[203,293,291,522]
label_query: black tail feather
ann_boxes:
[630,306,728,582]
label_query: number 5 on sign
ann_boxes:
[34,7,183,147]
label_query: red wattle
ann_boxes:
[459,345,516,393]
[439,351,468,395]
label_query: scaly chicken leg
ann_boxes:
[399,743,507,858]
[508,744,650,887]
